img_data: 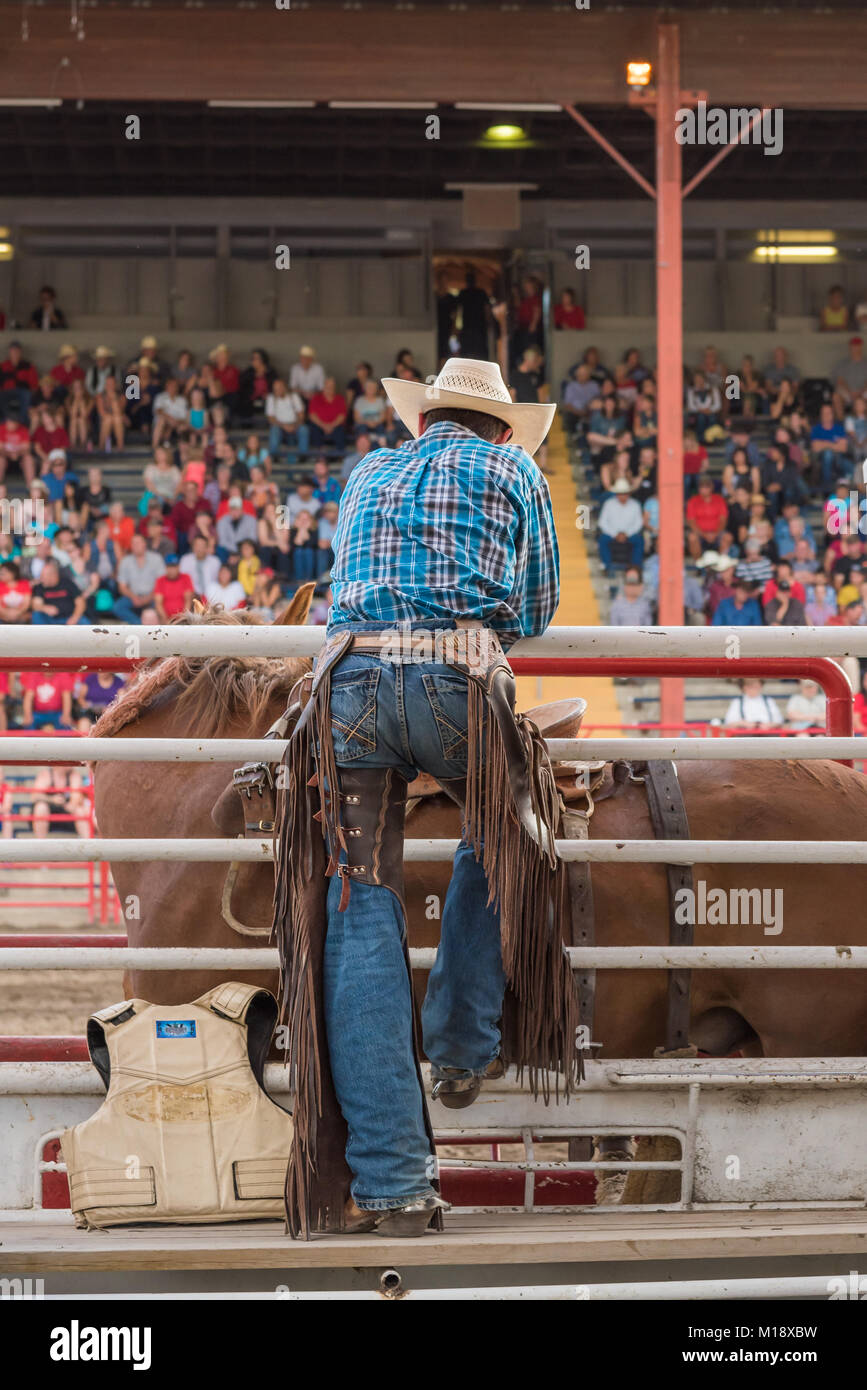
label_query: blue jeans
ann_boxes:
[323,624,506,1209]
[598,531,644,569]
[268,422,310,458]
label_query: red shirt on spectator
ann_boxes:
[0,578,31,613]
[762,578,807,606]
[309,391,347,426]
[213,363,240,395]
[32,423,70,455]
[107,514,136,555]
[686,492,728,535]
[50,362,85,389]
[683,445,709,476]
[137,514,177,544]
[169,497,213,541]
[19,671,75,712]
[154,571,194,618]
[554,304,586,330]
[0,357,38,393]
[0,421,30,455]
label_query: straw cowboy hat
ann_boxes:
[209,343,230,360]
[57,343,77,359]
[94,346,114,359]
[140,335,159,351]
[382,357,555,457]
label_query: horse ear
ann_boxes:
[192,598,206,615]
[275,582,315,626]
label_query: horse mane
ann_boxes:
[93,607,312,739]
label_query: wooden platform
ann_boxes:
[5,1209,867,1274]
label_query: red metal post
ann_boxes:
[655,20,685,730]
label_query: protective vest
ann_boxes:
[60,982,292,1229]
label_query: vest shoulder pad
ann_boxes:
[194,981,274,1023]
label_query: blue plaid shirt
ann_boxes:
[328,421,559,648]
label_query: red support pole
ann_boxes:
[655,20,685,730]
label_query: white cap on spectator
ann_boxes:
[611,478,632,495]
[695,551,721,568]
[48,448,67,464]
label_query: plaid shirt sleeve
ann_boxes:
[510,469,560,641]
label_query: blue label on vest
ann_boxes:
[156,1020,196,1039]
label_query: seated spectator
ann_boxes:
[114,534,165,624]
[712,578,763,626]
[736,536,775,587]
[95,375,125,452]
[819,283,849,332]
[724,423,764,472]
[581,345,609,385]
[216,495,258,560]
[266,378,309,460]
[169,482,212,554]
[810,403,850,492]
[764,576,807,626]
[760,443,808,517]
[317,501,339,577]
[208,344,240,418]
[151,377,190,448]
[561,364,598,434]
[78,466,112,528]
[249,567,282,620]
[723,678,783,727]
[289,345,325,404]
[553,287,585,330]
[124,361,157,439]
[237,433,271,476]
[29,373,60,427]
[345,361,374,408]
[286,475,321,524]
[206,562,246,611]
[763,346,800,405]
[143,447,182,505]
[703,553,737,620]
[832,335,867,417]
[236,537,261,597]
[0,411,35,485]
[64,377,93,451]
[85,346,116,397]
[805,575,837,625]
[736,354,767,417]
[169,348,196,392]
[43,451,78,521]
[632,378,657,450]
[246,464,278,513]
[597,478,644,571]
[599,447,635,497]
[30,558,87,626]
[78,670,127,718]
[774,501,815,560]
[215,481,256,521]
[312,456,341,506]
[785,679,826,733]
[340,431,372,485]
[0,560,31,623]
[828,533,865,587]
[686,475,729,560]
[352,379,389,443]
[0,341,39,420]
[586,394,629,470]
[179,534,220,598]
[87,520,118,586]
[239,348,275,422]
[291,509,319,582]
[142,511,176,558]
[19,671,76,728]
[31,406,70,469]
[134,335,164,384]
[609,566,654,625]
[633,444,657,504]
[308,377,348,453]
[50,344,85,402]
[187,386,210,439]
[203,462,232,515]
[726,483,753,549]
[30,285,67,332]
[845,394,867,458]
[790,537,820,590]
[685,370,724,443]
[683,428,709,497]
[257,501,292,581]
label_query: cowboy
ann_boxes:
[275,357,577,1240]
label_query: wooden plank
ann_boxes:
[4,1209,867,1274]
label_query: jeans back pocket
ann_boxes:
[330,666,381,762]
[421,672,470,764]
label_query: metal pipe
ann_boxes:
[1,625,867,659]
[3,945,867,971]
[1,732,862,765]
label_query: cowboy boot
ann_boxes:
[430,1054,505,1110]
[343,1193,449,1237]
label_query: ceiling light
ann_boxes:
[626,61,653,89]
[207,100,316,109]
[0,99,62,108]
[455,102,560,112]
[754,245,838,260]
[483,123,526,142]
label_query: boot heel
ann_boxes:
[375,1207,436,1238]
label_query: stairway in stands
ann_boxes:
[568,417,812,732]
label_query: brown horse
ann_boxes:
[93,612,867,1063]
